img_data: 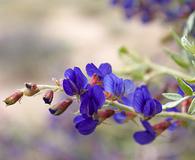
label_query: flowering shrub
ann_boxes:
[3,12,195,145]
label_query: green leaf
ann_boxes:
[188,98,195,115]
[183,12,195,36]
[186,78,195,83]
[164,49,189,69]
[181,35,195,55]
[118,46,129,56]
[163,96,190,109]
[162,93,183,101]
[177,78,193,95]
[171,30,182,47]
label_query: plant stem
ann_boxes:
[106,100,195,121]
[145,59,192,79]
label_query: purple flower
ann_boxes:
[80,85,105,116]
[113,111,137,124]
[113,111,127,124]
[63,67,88,96]
[104,73,135,105]
[133,85,162,117]
[73,114,99,135]
[86,63,112,80]
[123,0,135,9]
[134,119,172,145]
[133,120,156,145]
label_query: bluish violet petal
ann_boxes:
[141,85,151,100]
[166,107,179,112]
[177,87,184,96]
[104,74,115,94]
[133,131,156,145]
[120,96,131,106]
[88,99,96,115]
[141,120,155,135]
[113,111,127,124]
[75,118,98,135]
[63,79,77,96]
[99,63,112,77]
[153,99,162,114]
[133,89,144,113]
[168,121,178,131]
[64,68,75,81]
[143,99,153,117]
[80,92,90,115]
[92,85,105,109]
[73,115,85,124]
[123,79,135,95]
[74,67,88,91]
[86,63,101,77]
[115,78,124,97]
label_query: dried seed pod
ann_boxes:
[3,91,23,106]
[43,90,54,104]
[49,98,73,116]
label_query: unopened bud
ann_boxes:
[153,120,171,136]
[125,111,137,120]
[3,91,23,106]
[97,109,115,121]
[49,98,73,116]
[43,90,54,104]
[23,83,40,96]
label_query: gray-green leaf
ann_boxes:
[177,78,193,96]
[188,98,195,115]
[165,49,189,69]
[181,35,195,55]
[162,93,183,101]
[163,96,190,110]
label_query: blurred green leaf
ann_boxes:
[188,98,195,115]
[165,49,190,69]
[118,46,129,56]
[171,30,182,47]
[186,77,195,83]
[177,78,193,96]
[163,96,190,109]
[162,93,183,101]
[184,11,195,37]
[181,35,195,55]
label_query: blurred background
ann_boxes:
[0,0,194,160]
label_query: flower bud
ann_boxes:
[153,120,171,136]
[43,90,54,104]
[23,83,40,96]
[97,109,115,122]
[49,98,73,116]
[3,91,23,106]
[125,111,137,120]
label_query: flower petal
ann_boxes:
[74,67,88,91]
[99,63,112,77]
[123,79,135,95]
[104,74,116,94]
[91,85,105,110]
[75,116,98,135]
[113,111,127,124]
[133,130,156,145]
[86,63,102,77]
[63,79,77,96]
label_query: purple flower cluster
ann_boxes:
[110,0,195,23]
[60,62,168,145]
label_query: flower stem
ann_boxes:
[105,100,195,121]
